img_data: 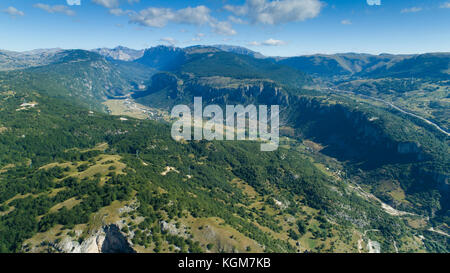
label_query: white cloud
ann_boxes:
[98,3,237,36]
[228,15,247,24]
[211,21,237,36]
[2,6,24,16]
[440,2,450,8]
[34,4,76,16]
[160,37,177,46]
[92,0,119,9]
[192,33,206,42]
[249,38,287,46]
[109,8,129,16]
[224,0,323,25]
[176,6,213,25]
[341,19,352,25]
[367,0,381,6]
[263,38,287,46]
[128,8,176,27]
[129,6,212,27]
[401,7,422,13]
[127,5,237,36]
[67,0,81,6]
[92,0,140,8]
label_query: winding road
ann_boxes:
[329,88,450,137]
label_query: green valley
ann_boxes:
[0,45,448,254]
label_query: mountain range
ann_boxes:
[4,45,448,80]
[91,46,145,62]
[0,44,448,253]
[274,53,450,79]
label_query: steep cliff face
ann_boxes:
[287,96,450,217]
[56,224,135,253]
[416,170,449,193]
[137,73,429,167]
[185,77,289,106]
[288,97,426,166]
[132,72,182,100]
[134,73,289,108]
[101,225,136,253]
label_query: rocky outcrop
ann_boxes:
[101,225,135,253]
[160,220,189,238]
[56,224,135,253]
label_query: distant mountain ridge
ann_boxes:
[3,45,448,80]
[275,52,450,79]
[135,45,187,70]
[91,46,144,61]
[132,45,309,110]
[0,48,62,71]
[134,45,308,87]
[114,45,450,79]
[0,49,154,108]
[210,44,265,59]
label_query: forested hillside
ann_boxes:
[1,87,431,253]
[0,46,448,253]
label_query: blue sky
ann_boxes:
[1,0,449,56]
